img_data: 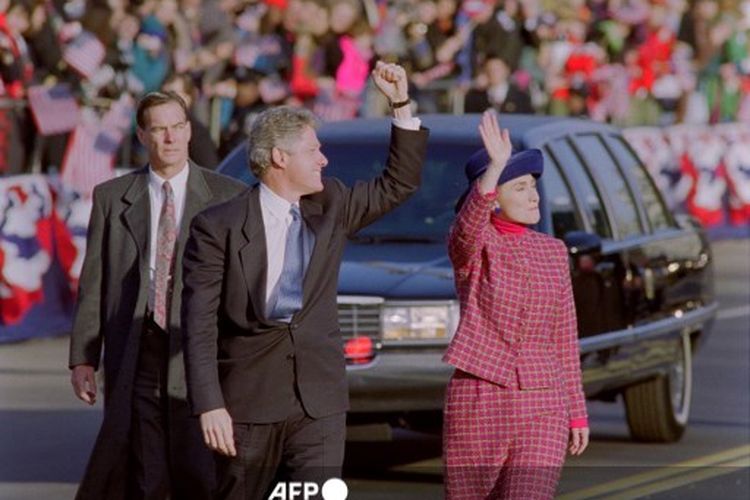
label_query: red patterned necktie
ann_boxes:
[153,181,177,330]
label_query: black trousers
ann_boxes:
[129,318,214,500]
[215,397,346,500]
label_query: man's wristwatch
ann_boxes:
[390,98,410,109]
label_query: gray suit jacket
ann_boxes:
[69,162,245,500]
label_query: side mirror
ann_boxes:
[563,230,602,256]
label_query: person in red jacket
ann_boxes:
[443,110,589,500]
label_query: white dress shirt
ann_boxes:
[259,117,421,315]
[147,163,189,307]
[392,116,421,131]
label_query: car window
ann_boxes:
[573,134,642,239]
[219,141,481,241]
[220,139,564,240]
[325,142,478,241]
[605,135,673,231]
[541,149,585,238]
[547,138,612,239]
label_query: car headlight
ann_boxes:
[382,301,459,341]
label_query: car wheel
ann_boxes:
[623,333,693,442]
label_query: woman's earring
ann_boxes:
[493,203,501,215]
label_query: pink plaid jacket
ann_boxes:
[443,184,588,423]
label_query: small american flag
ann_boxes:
[63,31,106,80]
[61,119,114,197]
[27,84,80,136]
[60,95,133,197]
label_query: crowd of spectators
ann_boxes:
[1,0,749,174]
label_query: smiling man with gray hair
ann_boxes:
[181,61,430,499]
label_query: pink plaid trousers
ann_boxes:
[443,370,568,499]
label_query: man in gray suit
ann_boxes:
[68,91,245,500]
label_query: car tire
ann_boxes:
[623,333,693,442]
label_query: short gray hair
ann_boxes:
[247,106,319,178]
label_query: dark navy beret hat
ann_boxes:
[455,148,544,213]
[465,148,544,185]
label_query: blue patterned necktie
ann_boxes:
[271,205,305,319]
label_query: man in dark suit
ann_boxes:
[181,61,429,499]
[68,91,245,500]
[464,56,534,115]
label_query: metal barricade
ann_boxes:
[412,78,467,115]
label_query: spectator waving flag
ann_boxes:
[63,31,106,80]
[27,84,80,136]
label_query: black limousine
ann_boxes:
[217,113,717,443]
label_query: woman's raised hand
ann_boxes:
[477,110,512,194]
[479,109,512,172]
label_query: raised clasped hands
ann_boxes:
[371,60,409,104]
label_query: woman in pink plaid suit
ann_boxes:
[442,111,589,500]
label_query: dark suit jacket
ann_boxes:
[68,162,245,500]
[182,125,429,423]
[464,84,534,115]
